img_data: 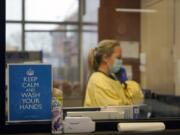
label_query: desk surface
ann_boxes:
[4,130,180,135]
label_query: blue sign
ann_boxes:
[8,64,52,122]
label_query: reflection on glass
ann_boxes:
[25,0,78,22]
[6,0,22,20]
[6,23,22,51]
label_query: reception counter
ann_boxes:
[3,130,180,135]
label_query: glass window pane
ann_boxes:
[6,23,22,51]
[25,32,82,106]
[83,0,100,22]
[25,32,52,53]
[25,24,78,31]
[82,31,98,87]
[6,0,22,20]
[83,25,98,31]
[25,0,79,22]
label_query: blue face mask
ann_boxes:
[110,59,122,73]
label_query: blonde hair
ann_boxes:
[88,39,120,73]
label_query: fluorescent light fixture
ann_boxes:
[115,8,157,13]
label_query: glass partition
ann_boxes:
[4,0,180,132]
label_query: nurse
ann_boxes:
[84,40,144,107]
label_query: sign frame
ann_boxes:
[7,63,52,123]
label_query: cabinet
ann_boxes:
[98,0,140,82]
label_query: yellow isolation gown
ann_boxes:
[84,72,144,107]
